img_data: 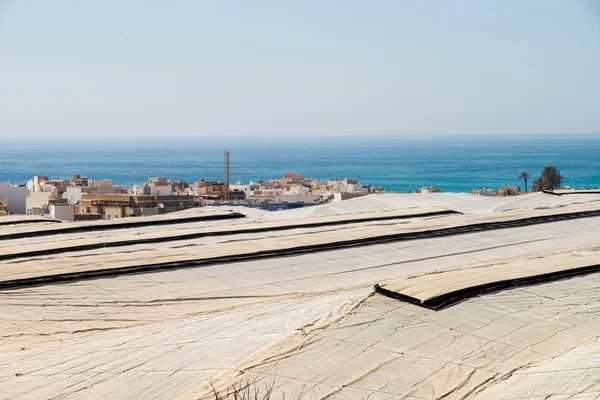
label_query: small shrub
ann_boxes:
[212,377,274,400]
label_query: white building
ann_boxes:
[88,179,113,188]
[26,191,52,215]
[96,185,129,195]
[326,178,369,194]
[26,175,52,193]
[134,184,151,196]
[134,179,174,196]
[286,185,310,196]
[49,204,75,222]
[64,187,83,205]
[229,183,251,196]
[148,185,173,196]
[346,182,369,193]
[0,183,29,214]
[231,182,261,197]
[474,187,495,196]
[64,186,99,205]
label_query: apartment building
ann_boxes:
[80,194,194,219]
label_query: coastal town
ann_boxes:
[1,170,589,221]
[0,153,595,221]
[0,171,389,220]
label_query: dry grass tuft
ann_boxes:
[211,377,275,400]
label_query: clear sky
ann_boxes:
[1,0,599,139]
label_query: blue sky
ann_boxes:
[1,0,599,138]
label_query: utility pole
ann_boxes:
[224,151,230,202]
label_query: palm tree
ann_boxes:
[518,171,531,194]
[532,177,543,192]
[532,166,564,192]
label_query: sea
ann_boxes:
[1,134,599,193]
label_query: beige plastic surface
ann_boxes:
[2,202,599,284]
[381,251,600,305]
[1,194,600,399]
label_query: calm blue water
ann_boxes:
[1,135,599,193]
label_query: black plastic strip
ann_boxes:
[0,212,246,241]
[0,210,459,260]
[375,263,600,311]
[373,284,422,306]
[1,208,600,290]
[542,190,600,196]
[0,219,61,227]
